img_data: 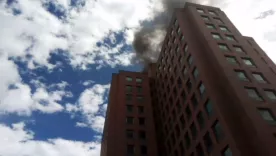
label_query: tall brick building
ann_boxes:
[101,3,276,156]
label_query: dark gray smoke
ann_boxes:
[132,0,224,66]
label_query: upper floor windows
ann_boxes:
[126,117,134,124]
[258,108,276,125]
[264,90,276,101]
[140,145,148,155]
[206,24,216,29]
[218,44,230,51]
[225,56,239,65]
[226,35,236,41]
[245,87,263,101]
[126,77,132,82]
[201,15,210,21]
[126,94,132,101]
[219,26,230,32]
[235,70,250,81]
[126,86,132,93]
[252,73,267,83]
[234,46,245,53]
[242,58,256,67]
[197,8,204,13]
[136,78,142,83]
[209,10,217,16]
[137,86,143,93]
[126,130,134,138]
[214,17,223,23]
[127,145,134,154]
[212,33,222,40]
[137,96,144,102]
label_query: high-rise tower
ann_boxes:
[101,2,276,156]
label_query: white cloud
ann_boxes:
[0,0,160,70]
[0,122,101,156]
[82,80,95,86]
[67,84,110,133]
[0,54,71,115]
[76,122,88,128]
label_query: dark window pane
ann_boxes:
[185,133,191,148]
[140,145,147,155]
[203,132,213,153]
[175,124,180,137]
[138,106,144,113]
[127,145,134,154]
[126,86,132,93]
[191,94,198,108]
[180,114,186,129]
[179,141,185,155]
[137,96,144,102]
[126,94,132,101]
[127,105,133,112]
[139,118,145,125]
[190,123,197,139]
[126,117,134,124]
[196,144,204,156]
[137,86,143,93]
[186,106,192,120]
[126,130,134,138]
[139,130,146,139]
[197,112,205,129]
[186,79,192,93]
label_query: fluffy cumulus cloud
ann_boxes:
[0,56,72,115]
[0,0,162,70]
[0,122,101,156]
[66,84,110,133]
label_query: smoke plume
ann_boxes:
[132,0,222,66]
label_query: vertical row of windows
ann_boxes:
[125,76,148,155]
[201,7,276,127]
[197,8,235,156]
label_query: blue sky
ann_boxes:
[0,0,276,155]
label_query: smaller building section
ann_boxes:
[100,71,158,156]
